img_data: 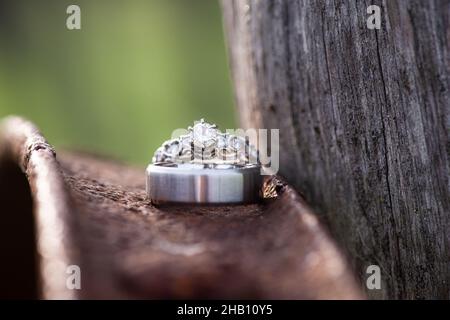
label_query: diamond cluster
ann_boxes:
[152,119,257,165]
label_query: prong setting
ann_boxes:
[152,120,258,166]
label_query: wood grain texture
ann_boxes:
[0,117,78,299]
[0,116,363,299]
[221,0,449,298]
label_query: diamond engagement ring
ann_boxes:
[146,119,263,204]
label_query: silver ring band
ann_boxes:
[146,163,262,204]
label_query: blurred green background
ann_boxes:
[0,0,235,164]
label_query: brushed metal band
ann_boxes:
[146,163,262,204]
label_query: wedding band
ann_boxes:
[146,163,262,204]
[146,119,263,205]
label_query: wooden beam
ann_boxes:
[0,116,363,299]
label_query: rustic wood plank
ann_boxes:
[221,0,449,299]
[0,116,78,299]
[0,116,363,299]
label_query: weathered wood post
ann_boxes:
[221,0,449,298]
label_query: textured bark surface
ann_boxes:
[221,0,449,299]
[0,117,363,299]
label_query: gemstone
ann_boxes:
[179,134,192,148]
[153,148,165,162]
[165,141,180,156]
[217,134,227,148]
[228,136,242,150]
[192,121,217,146]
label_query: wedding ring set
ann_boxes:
[146,119,264,204]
